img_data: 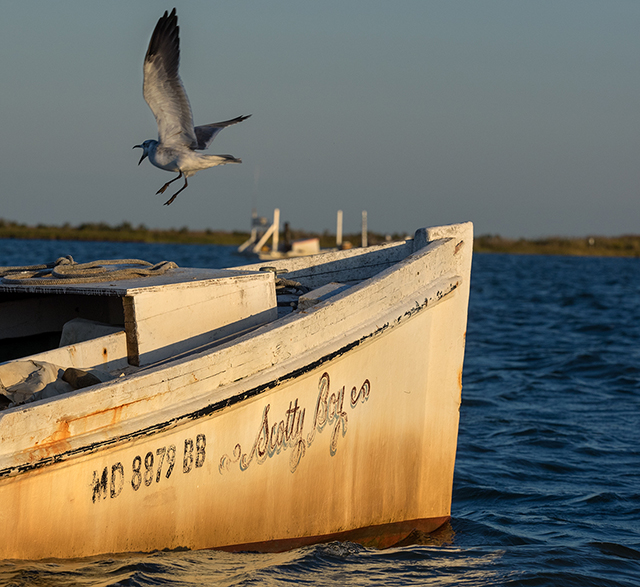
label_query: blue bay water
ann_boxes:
[0,239,244,271]
[0,241,639,586]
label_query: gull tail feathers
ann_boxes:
[209,154,242,165]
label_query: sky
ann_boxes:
[0,1,639,238]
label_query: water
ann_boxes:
[1,241,639,586]
[0,239,244,271]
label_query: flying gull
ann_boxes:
[134,8,250,205]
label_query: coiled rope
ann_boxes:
[0,256,178,285]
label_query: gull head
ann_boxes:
[133,140,156,165]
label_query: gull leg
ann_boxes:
[156,171,183,195]
[163,175,189,206]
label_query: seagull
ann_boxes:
[134,8,250,205]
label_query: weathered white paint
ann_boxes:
[122,271,277,365]
[0,331,129,375]
[0,268,278,368]
[236,237,416,290]
[297,282,349,311]
[0,222,473,559]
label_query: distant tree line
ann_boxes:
[0,218,399,249]
[2,219,638,256]
[475,234,640,257]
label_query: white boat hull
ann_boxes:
[0,223,472,559]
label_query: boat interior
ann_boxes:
[0,235,420,410]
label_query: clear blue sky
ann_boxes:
[1,1,638,238]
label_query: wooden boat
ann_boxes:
[0,222,472,559]
[238,208,323,260]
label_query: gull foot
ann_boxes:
[164,194,178,206]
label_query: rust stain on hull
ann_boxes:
[30,403,130,462]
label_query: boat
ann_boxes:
[0,222,472,559]
[238,208,322,260]
[237,208,365,260]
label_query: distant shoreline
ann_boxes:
[1,220,639,258]
[0,219,393,250]
[0,220,248,247]
[474,234,640,257]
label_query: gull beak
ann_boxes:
[133,145,147,165]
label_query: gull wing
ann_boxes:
[193,115,252,150]
[143,9,197,148]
